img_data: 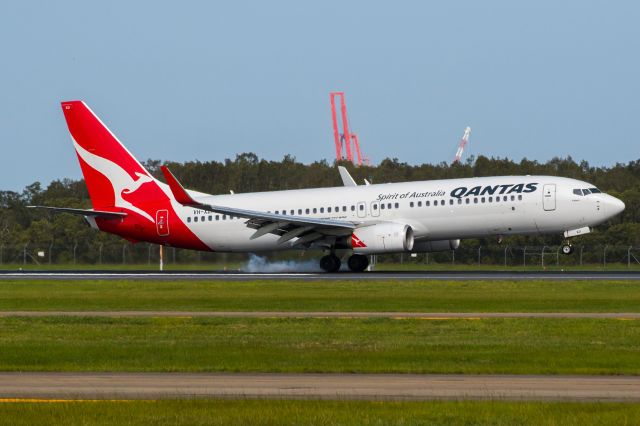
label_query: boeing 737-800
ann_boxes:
[30,101,626,272]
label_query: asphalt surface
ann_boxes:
[1,373,638,401]
[2,270,640,280]
[1,311,639,319]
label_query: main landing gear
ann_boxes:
[319,254,341,272]
[319,254,370,272]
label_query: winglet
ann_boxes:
[338,166,358,187]
[160,166,200,206]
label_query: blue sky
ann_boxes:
[1,1,639,191]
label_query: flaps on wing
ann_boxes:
[27,206,127,219]
[161,165,356,245]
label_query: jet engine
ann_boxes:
[350,223,414,254]
[412,239,460,252]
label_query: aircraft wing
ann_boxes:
[161,166,357,246]
[27,206,127,219]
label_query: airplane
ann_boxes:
[29,100,626,272]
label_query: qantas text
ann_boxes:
[450,183,538,198]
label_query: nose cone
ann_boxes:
[605,195,625,218]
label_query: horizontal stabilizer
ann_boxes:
[27,206,126,219]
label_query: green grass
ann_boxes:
[1,400,639,426]
[1,317,639,374]
[1,279,639,312]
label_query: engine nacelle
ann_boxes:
[412,239,460,253]
[351,223,414,254]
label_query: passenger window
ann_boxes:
[410,202,414,208]
[187,217,191,223]
[359,204,364,210]
[335,206,339,211]
[381,204,385,210]
[418,201,422,207]
[373,204,378,210]
[466,198,470,204]
[282,210,286,215]
[320,207,324,213]
[313,208,317,214]
[518,195,522,201]
[481,197,485,203]
[387,203,391,209]
[395,202,399,208]
[298,209,302,215]
[223,215,227,220]
[458,198,462,204]
[275,211,279,215]
[342,206,347,212]
[488,197,492,203]
[426,201,430,206]
[328,207,332,213]
[449,199,454,205]
[306,208,310,214]
[474,198,478,204]
[216,215,219,221]
[510,195,515,201]
[503,196,508,202]
[194,217,198,222]
[290,210,294,215]
[351,205,355,211]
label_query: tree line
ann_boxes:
[1,154,639,265]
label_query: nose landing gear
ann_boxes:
[561,243,574,255]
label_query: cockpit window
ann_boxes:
[582,189,591,195]
[589,188,602,194]
[573,189,582,196]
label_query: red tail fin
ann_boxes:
[61,100,153,208]
[61,101,157,220]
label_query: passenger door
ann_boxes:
[543,184,556,211]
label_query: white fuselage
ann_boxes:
[176,175,624,252]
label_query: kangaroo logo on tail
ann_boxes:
[73,139,155,223]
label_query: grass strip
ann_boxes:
[1,279,639,312]
[1,400,639,426]
[1,317,638,374]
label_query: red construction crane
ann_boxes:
[330,92,366,166]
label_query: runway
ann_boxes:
[2,270,640,281]
[1,311,639,319]
[1,373,638,401]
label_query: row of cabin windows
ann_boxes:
[408,194,522,208]
[187,195,525,223]
[187,214,240,223]
[268,204,365,215]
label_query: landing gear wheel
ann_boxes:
[561,244,574,255]
[347,254,369,272]
[319,254,341,272]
